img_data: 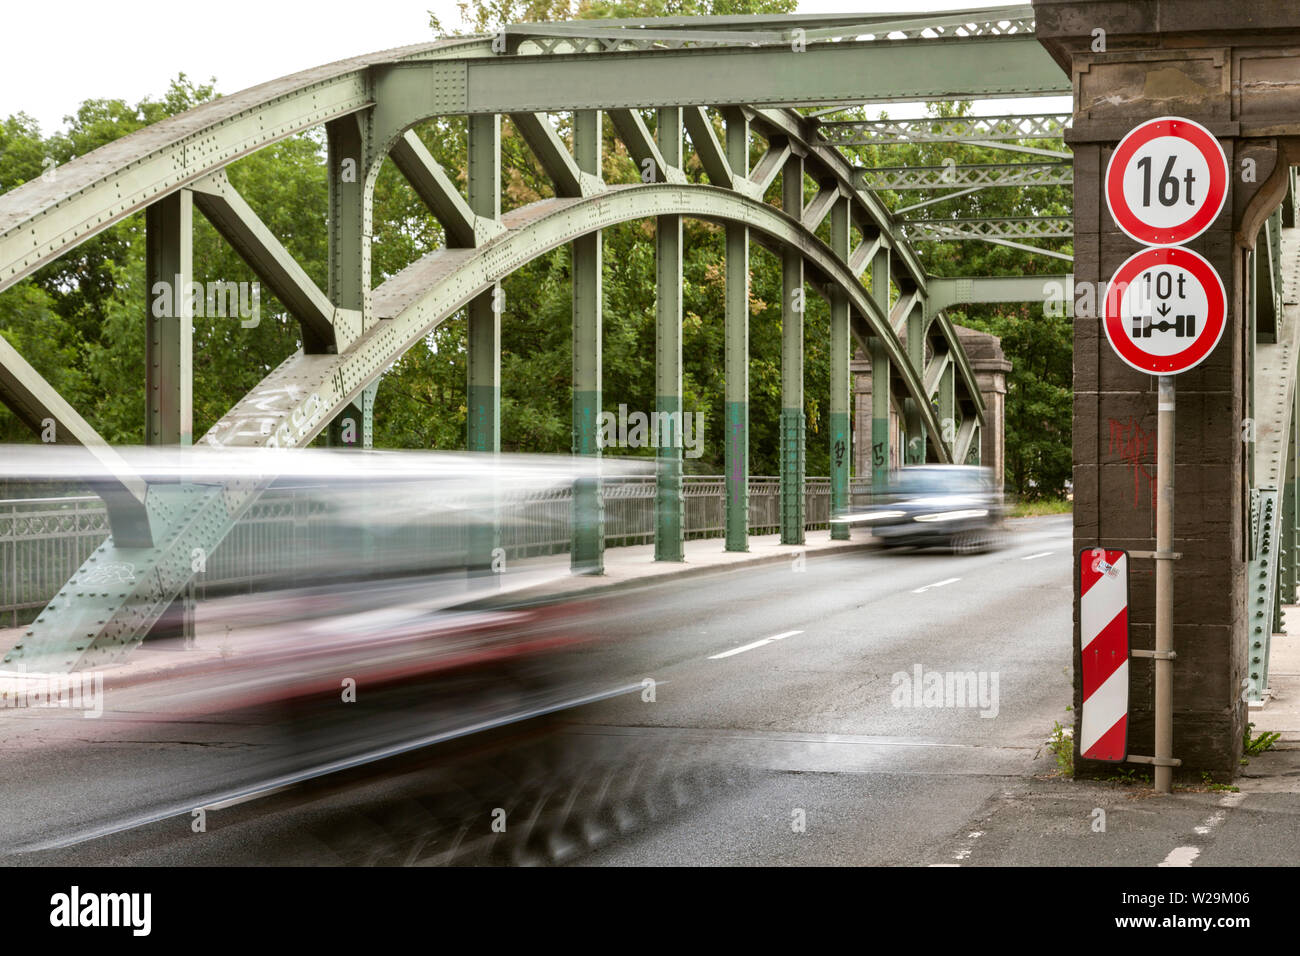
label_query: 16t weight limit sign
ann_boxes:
[1104,246,1226,375]
[1106,116,1228,246]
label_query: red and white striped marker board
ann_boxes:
[1080,549,1129,762]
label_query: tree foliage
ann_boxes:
[0,0,1070,497]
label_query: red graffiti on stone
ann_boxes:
[1108,417,1156,510]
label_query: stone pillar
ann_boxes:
[955,326,1011,491]
[1035,0,1300,776]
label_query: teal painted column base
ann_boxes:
[830,410,850,540]
[467,383,499,453]
[871,415,890,495]
[467,381,501,582]
[725,399,748,552]
[572,388,604,574]
[327,381,377,448]
[655,394,685,562]
[779,407,805,545]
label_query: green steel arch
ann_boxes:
[0,7,1064,668]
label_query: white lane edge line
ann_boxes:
[1158,846,1201,867]
[1157,791,1246,867]
[912,577,961,594]
[1021,551,1054,561]
[709,630,803,660]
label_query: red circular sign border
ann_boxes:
[1103,246,1227,375]
[1105,116,1228,246]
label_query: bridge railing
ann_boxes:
[0,475,872,626]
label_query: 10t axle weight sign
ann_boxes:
[1103,246,1227,375]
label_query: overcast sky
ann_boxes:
[0,1,1068,134]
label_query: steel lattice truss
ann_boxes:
[505,7,1038,55]
[862,161,1072,191]
[903,217,1074,240]
[819,113,1069,145]
[0,5,1071,668]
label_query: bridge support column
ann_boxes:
[144,189,195,644]
[780,152,805,545]
[655,107,684,562]
[870,247,892,492]
[725,108,750,552]
[938,358,955,456]
[146,189,193,447]
[325,111,372,460]
[467,113,502,574]
[572,109,604,574]
[829,195,851,539]
[326,113,370,343]
[903,300,925,464]
[326,382,376,448]
[1033,0,1300,776]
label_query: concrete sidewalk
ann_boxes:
[1239,605,1300,790]
[496,528,872,604]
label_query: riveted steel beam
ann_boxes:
[191,170,340,353]
[829,195,851,539]
[655,108,685,562]
[802,181,842,233]
[683,107,734,190]
[145,190,193,448]
[781,151,806,546]
[388,130,506,249]
[0,336,153,548]
[870,245,892,491]
[463,35,1065,112]
[609,109,686,185]
[725,107,750,553]
[571,109,604,574]
[929,274,1072,311]
[508,113,606,198]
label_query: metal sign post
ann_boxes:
[1154,375,1176,793]
[1102,115,1229,792]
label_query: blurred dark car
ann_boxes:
[835,464,1004,553]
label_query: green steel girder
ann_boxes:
[6,181,958,670]
[929,274,1072,311]
[190,170,342,352]
[455,36,1066,111]
[609,110,687,186]
[0,39,493,297]
[1247,489,1280,702]
[817,112,1069,145]
[862,161,1071,192]
[0,335,153,547]
[389,130,506,248]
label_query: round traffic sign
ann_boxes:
[1105,116,1228,246]
[1103,246,1226,375]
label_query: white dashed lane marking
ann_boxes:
[708,630,803,660]
[912,577,961,594]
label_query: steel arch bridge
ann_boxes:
[0,6,1075,671]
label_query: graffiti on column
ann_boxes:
[872,442,885,468]
[1108,417,1156,510]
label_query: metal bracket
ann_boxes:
[1127,549,1182,560]
[1125,754,1183,768]
[1131,649,1177,660]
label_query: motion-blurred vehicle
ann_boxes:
[834,464,1004,553]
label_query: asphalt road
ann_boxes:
[0,515,1082,865]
